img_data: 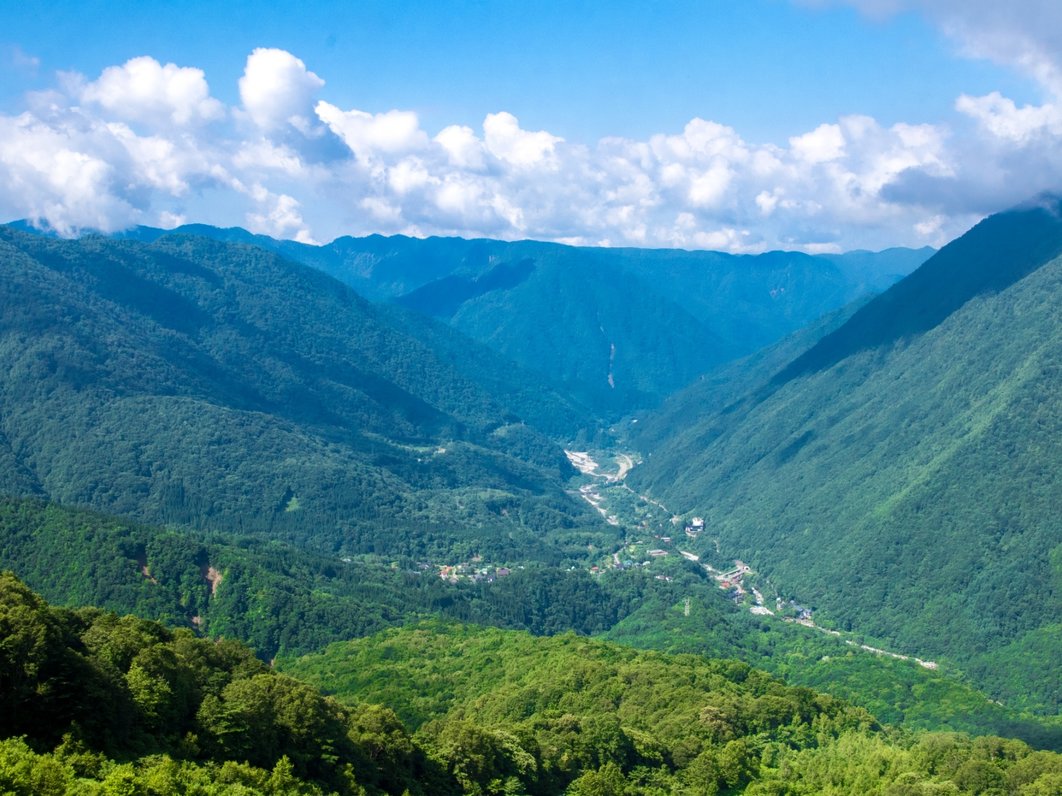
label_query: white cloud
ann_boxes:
[157,210,187,228]
[914,214,945,236]
[955,91,1062,142]
[239,48,324,132]
[756,190,781,215]
[483,112,562,168]
[0,112,137,234]
[233,139,307,175]
[435,124,486,169]
[687,162,734,208]
[244,182,316,243]
[3,41,1062,253]
[315,101,428,160]
[80,56,224,128]
[790,123,846,163]
[388,157,434,194]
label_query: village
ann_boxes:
[566,447,939,671]
[436,557,514,584]
[417,448,938,672]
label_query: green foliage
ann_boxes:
[117,223,925,417]
[602,588,1062,749]
[284,622,1062,794]
[5,577,1062,795]
[0,227,615,563]
[273,231,927,416]
[0,496,641,659]
[0,573,440,794]
[5,494,1059,751]
[631,200,1062,714]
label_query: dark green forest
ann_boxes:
[107,221,929,415]
[0,227,610,561]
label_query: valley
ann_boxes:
[563,447,944,674]
[2,203,1062,793]
[5,6,1062,792]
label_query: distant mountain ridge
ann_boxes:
[630,196,1062,713]
[11,219,929,415]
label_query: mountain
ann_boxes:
[298,237,929,414]
[285,623,1062,794]
[9,577,1062,795]
[0,227,610,561]
[82,223,929,415]
[627,299,867,452]
[7,493,1060,749]
[629,196,1062,714]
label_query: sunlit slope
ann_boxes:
[631,197,1062,712]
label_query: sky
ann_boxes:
[1,0,1061,253]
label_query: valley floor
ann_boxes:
[567,447,944,671]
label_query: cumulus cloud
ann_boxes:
[483,112,563,168]
[790,124,846,163]
[244,182,316,243]
[0,112,134,235]
[2,42,1061,251]
[0,54,235,236]
[435,125,486,169]
[80,56,224,128]
[239,48,324,132]
[955,91,1062,142]
[315,101,428,160]
[801,1,1062,224]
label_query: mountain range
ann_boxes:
[0,227,605,562]
[2,196,1061,787]
[68,221,930,415]
[630,195,1062,713]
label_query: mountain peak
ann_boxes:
[774,195,1062,385]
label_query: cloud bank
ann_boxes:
[3,26,1062,252]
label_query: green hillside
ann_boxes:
[308,238,930,415]
[285,623,1062,794]
[628,300,865,452]
[107,223,928,415]
[0,496,647,660]
[7,577,1061,795]
[0,228,608,561]
[7,494,1059,750]
[630,198,1062,714]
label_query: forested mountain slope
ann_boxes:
[7,577,1061,795]
[630,197,1062,714]
[295,238,928,414]
[0,228,607,560]
[286,623,1062,794]
[7,494,1061,750]
[93,222,929,415]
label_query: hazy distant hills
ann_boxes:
[0,228,609,560]
[84,222,930,415]
[630,197,1062,712]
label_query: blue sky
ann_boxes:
[2,0,1061,252]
